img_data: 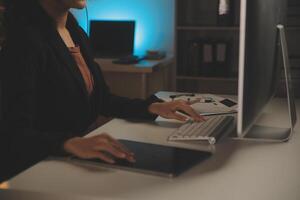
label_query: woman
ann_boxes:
[0,0,203,181]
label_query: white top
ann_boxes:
[7,93,300,200]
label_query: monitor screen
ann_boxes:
[237,0,287,136]
[89,20,135,58]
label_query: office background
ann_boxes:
[70,0,300,98]
[2,1,298,97]
[72,0,175,56]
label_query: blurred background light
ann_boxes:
[71,0,175,56]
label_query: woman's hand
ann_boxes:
[63,133,135,164]
[148,100,205,122]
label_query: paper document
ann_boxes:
[160,93,238,116]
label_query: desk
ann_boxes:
[95,57,175,99]
[7,92,300,200]
[0,189,100,200]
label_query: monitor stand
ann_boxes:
[231,25,297,142]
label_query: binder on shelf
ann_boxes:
[200,39,232,77]
[214,40,231,77]
[216,43,227,63]
[184,38,232,77]
[187,39,203,76]
[200,41,214,76]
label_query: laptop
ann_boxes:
[70,140,212,178]
[89,20,135,59]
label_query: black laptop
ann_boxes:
[89,20,135,58]
[73,140,212,177]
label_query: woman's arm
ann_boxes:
[0,38,135,182]
[92,59,204,122]
[90,60,161,120]
[76,26,204,122]
[0,42,75,181]
[73,26,161,120]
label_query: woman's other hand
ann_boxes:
[148,100,205,122]
[63,133,135,164]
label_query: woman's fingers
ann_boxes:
[109,142,136,163]
[89,151,115,164]
[64,135,136,164]
[102,134,134,156]
[171,112,188,122]
[175,101,205,122]
[149,101,205,122]
[95,134,136,163]
[93,143,126,159]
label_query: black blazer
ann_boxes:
[0,10,160,181]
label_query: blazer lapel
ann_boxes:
[48,30,89,99]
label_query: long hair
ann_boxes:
[4,0,56,38]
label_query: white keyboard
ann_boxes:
[168,115,234,144]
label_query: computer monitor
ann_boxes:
[89,20,135,58]
[237,0,297,141]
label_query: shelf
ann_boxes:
[176,26,299,31]
[176,76,237,82]
[175,0,239,94]
[290,54,300,59]
[287,27,300,31]
[177,26,299,31]
[177,26,239,31]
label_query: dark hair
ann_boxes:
[4,0,55,37]
[3,0,79,40]
[4,0,45,28]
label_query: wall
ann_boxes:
[71,0,175,56]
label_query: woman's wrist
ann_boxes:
[148,102,160,115]
[63,137,81,155]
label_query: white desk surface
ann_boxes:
[0,189,100,200]
[7,92,300,200]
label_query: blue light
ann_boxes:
[72,0,174,56]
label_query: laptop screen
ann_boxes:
[89,20,135,58]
